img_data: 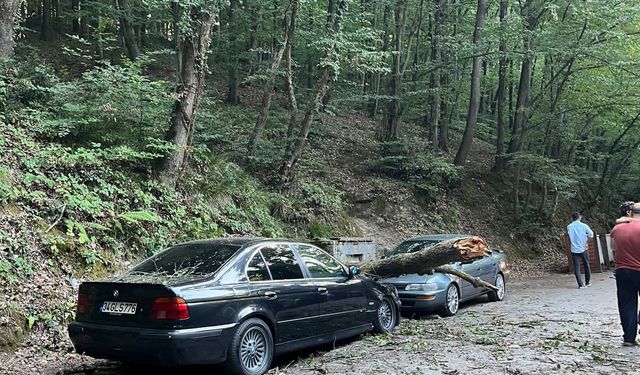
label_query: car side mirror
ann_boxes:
[349,265,360,278]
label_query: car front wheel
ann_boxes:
[373,298,397,333]
[488,273,506,302]
[439,284,459,317]
[224,318,274,375]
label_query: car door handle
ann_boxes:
[264,291,277,300]
[317,287,328,295]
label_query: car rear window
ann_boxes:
[132,243,241,277]
[388,240,441,256]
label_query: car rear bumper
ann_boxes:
[68,321,236,366]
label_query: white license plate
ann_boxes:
[101,301,137,315]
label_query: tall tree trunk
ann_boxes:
[523,178,532,212]
[368,4,390,118]
[493,0,508,171]
[446,0,462,140]
[507,59,514,131]
[172,2,183,76]
[453,0,488,166]
[79,0,88,35]
[135,22,144,48]
[429,0,444,150]
[117,0,140,60]
[226,0,240,104]
[0,0,20,58]
[37,0,42,27]
[305,57,313,89]
[411,0,423,86]
[71,0,80,33]
[506,41,532,155]
[247,5,259,76]
[282,27,299,159]
[280,0,343,184]
[160,7,215,187]
[41,0,54,41]
[437,0,449,151]
[539,181,547,214]
[247,0,298,157]
[513,165,520,218]
[52,0,59,31]
[439,69,450,151]
[506,0,539,155]
[382,0,407,142]
[271,0,278,53]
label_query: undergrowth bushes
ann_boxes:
[0,52,352,286]
[366,141,462,202]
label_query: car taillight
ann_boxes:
[76,293,90,314]
[150,297,190,320]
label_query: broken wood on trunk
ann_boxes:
[359,236,498,291]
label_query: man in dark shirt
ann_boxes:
[610,202,640,346]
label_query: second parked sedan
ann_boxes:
[381,234,508,316]
[68,238,400,375]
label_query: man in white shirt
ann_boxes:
[567,211,594,288]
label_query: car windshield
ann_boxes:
[131,243,241,277]
[388,240,442,257]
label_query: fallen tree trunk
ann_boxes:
[360,236,498,291]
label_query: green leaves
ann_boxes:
[116,210,162,224]
[31,61,172,146]
[0,167,16,202]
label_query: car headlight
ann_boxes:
[500,260,508,270]
[405,283,439,292]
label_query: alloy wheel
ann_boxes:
[378,299,395,331]
[495,274,505,300]
[447,285,459,314]
[240,326,269,372]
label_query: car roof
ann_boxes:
[404,234,472,241]
[175,237,266,247]
[173,237,309,248]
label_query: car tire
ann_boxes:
[224,318,274,375]
[373,297,397,333]
[438,284,459,317]
[488,273,506,302]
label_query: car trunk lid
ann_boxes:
[76,280,187,327]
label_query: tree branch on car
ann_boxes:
[359,237,498,291]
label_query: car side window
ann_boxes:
[246,252,271,282]
[261,245,304,280]
[297,245,345,278]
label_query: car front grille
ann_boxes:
[389,283,409,290]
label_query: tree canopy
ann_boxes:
[2,0,640,232]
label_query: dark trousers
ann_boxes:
[616,268,640,343]
[572,251,591,286]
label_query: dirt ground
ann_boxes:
[2,270,640,375]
